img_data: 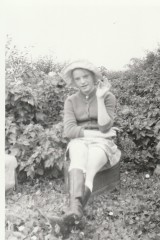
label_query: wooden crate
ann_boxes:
[63,160,120,196]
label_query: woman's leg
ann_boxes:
[85,147,108,192]
[81,147,108,207]
[68,140,88,172]
[63,140,88,224]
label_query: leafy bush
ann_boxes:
[34,55,66,74]
[5,36,160,180]
[5,37,70,179]
[102,48,160,169]
[5,80,68,179]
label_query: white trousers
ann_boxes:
[68,140,109,191]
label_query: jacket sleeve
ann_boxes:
[63,97,84,139]
[98,92,116,133]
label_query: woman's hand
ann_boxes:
[83,128,118,138]
[96,78,111,99]
[102,128,117,138]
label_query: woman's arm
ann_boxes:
[64,96,116,139]
[97,97,112,126]
[96,80,116,133]
[64,97,84,139]
[83,128,117,138]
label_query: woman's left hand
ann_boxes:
[96,78,111,99]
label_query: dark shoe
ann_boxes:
[63,169,85,224]
[82,186,91,208]
[63,198,83,225]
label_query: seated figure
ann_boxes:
[48,60,121,233]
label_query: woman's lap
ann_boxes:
[68,139,109,172]
[67,138,120,164]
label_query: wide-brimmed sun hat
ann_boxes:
[61,59,103,86]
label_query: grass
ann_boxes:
[5,164,160,240]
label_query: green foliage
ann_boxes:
[102,48,160,169]
[5,36,160,180]
[6,121,67,179]
[5,37,70,179]
[34,55,66,74]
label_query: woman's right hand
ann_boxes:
[102,127,122,138]
[96,78,111,99]
[101,128,117,138]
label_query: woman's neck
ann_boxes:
[79,87,96,100]
[80,86,96,97]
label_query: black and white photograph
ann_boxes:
[4,0,160,239]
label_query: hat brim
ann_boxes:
[61,60,102,87]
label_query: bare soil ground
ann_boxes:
[5,165,160,240]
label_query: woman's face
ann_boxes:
[72,68,95,95]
